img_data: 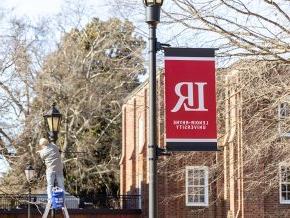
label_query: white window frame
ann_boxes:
[280,164,290,204]
[185,166,209,207]
[278,101,290,137]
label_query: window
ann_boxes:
[280,102,289,118]
[186,166,209,206]
[278,101,290,137]
[280,165,290,204]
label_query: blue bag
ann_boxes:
[52,187,65,209]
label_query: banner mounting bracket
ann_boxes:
[156,42,171,51]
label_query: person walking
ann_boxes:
[37,138,65,200]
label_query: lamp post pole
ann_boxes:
[43,103,62,218]
[25,165,35,218]
[148,20,157,218]
[28,184,31,218]
[145,2,162,218]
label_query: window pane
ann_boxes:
[282,192,286,200]
[200,170,205,178]
[280,103,289,117]
[194,195,199,202]
[194,178,199,185]
[287,192,290,200]
[188,187,194,194]
[200,195,205,203]
[200,188,205,195]
[188,170,193,177]
[282,184,286,191]
[188,178,193,186]
[188,195,194,203]
[193,187,201,195]
[281,167,288,182]
[200,178,205,185]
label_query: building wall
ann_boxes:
[224,69,290,218]
[121,75,220,218]
[121,67,290,217]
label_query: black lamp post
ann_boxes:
[143,0,164,217]
[43,103,62,143]
[25,165,35,218]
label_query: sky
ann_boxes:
[2,0,110,21]
[3,0,62,16]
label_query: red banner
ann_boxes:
[164,48,217,151]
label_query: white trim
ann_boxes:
[280,132,290,137]
[167,138,217,143]
[138,173,142,209]
[279,164,290,204]
[278,101,290,138]
[185,166,209,207]
[165,57,215,61]
[137,116,145,153]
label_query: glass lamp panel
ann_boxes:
[47,116,61,132]
[47,116,53,132]
[144,0,154,5]
[25,169,35,181]
[53,117,61,131]
[156,0,163,4]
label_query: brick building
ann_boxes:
[120,62,290,217]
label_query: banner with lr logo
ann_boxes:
[164,48,217,151]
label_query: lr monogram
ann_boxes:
[171,82,208,112]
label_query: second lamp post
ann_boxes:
[25,165,35,218]
[144,0,164,217]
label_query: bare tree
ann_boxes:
[110,0,289,64]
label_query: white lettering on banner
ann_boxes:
[173,120,209,130]
[171,82,208,112]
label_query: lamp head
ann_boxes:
[143,0,164,6]
[43,103,62,142]
[25,165,35,182]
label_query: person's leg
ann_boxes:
[56,173,65,192]
[46,172,56,200]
